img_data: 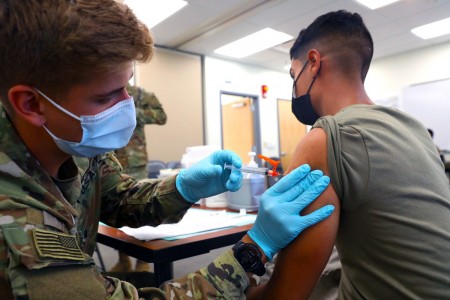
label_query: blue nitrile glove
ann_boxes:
[175,150,243,203]
[248,164,334,261]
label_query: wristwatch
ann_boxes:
[232,240,266,276]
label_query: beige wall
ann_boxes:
[136,48,203,162]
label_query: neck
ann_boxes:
[316,76,373,116]
[13,118,71,178]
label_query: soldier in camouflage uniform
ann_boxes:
[114,85,167,180]
[0,1,334,299]
[112,85,167,273]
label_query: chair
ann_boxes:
[147,160,167,178]
[166,160,182,169]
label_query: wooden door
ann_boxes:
[277,99,307,170]
[221,95,254,161]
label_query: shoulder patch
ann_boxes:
[32,228,84,261]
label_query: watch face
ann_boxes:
[236,244,261,270]
[233,241,266,276]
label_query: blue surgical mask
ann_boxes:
[36,89,136,157]
[291,61,320,126]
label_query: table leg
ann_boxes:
[154,261,174,287]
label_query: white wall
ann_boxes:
[204,57,292,158]
[137,48,203,162]
[203,41,450,158]
[366,41,450,150]
[366,41,450,101]
[400,79,450,150]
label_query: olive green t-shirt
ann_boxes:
[314,104,450,299]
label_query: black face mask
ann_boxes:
[291,61,320,126]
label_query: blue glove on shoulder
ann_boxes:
[176,150,243,203]
[248,164,334,261]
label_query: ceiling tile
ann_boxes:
[138,0,450,72]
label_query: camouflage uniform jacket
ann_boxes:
[114,85,167,179]
[0,108,249,299]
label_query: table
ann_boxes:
[96,215,252,286]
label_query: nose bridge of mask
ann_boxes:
[35,88,82,121]
[80,98,134,125]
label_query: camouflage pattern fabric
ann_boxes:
[114,84,167,179]
[112,85,167,273]
[140,250,250,300]
[0,106,249,299]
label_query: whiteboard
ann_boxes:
[400,78,450,151]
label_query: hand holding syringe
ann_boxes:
[224,157,282,177]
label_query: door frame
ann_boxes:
[219,91,262,165]
[276,98,308,171]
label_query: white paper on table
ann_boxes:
[119,208,256,241]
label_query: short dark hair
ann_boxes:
[0,0,153,110]
[290,10,373,81]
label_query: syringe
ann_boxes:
[224,163,281,177]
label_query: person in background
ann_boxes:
[111,84,167,273]
[245,10,450,299]
[0,1,334,299]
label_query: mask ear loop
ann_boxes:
[306,63,320,95]
[35,88,81,121]
[293,61,309,98]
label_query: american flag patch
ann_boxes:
[33,228,84,261]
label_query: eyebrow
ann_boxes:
[95,87,125,98]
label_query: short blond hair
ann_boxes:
[0,0,153,108]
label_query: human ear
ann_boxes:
[307,49,321,76]
[8,85,47,126]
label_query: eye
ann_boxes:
[100,96,126,108]
[96,97,114,105]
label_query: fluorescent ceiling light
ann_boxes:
[355,0,399,10]
[124,0,187,29]
[411,17,450,39]
[214,28,293,58]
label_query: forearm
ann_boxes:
[100,174,192,228]
[157,250,250,299]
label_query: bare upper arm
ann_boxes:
[253,128,340,299]
[285,128,328,175]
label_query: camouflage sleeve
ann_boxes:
[128,84,167,126]
[0,205,140,299]
[98,152,192,228]
[137,250,250,300]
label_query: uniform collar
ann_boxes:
[0,105,79,226]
